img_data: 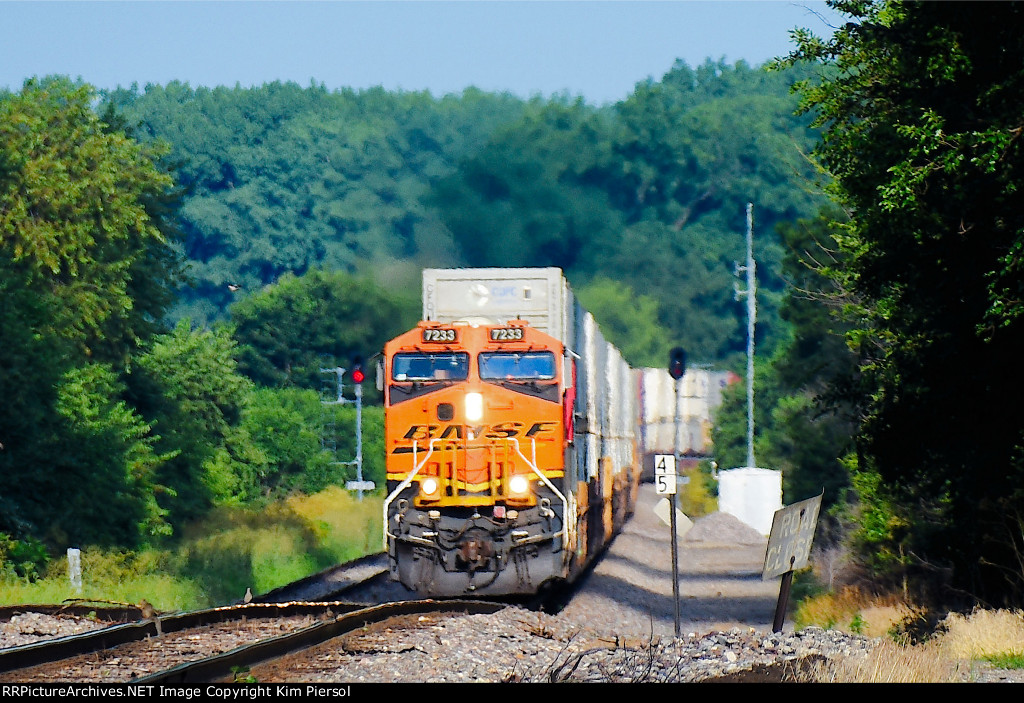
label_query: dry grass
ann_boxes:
[936,608,1024,660]
[800,639,966,683]
[796,591,1024,682]
[794,585,918,637]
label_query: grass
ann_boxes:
[793,585,919,637]
[799,638,967,683]
[0,549,206,611]
[0,486,384,611]
[677,464,718,517]
[937,608,1024,665]
[795,587,1024,682]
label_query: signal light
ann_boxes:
[668,347,686,380]
[351,355,365,384]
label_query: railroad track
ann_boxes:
[252,553,390,604]
[0,553,515,684]
[0,599,505,683]
[0,549,592,683]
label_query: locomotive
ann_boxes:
[380,268,641,596]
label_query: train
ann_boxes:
[378,267,727,597]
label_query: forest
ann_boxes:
[3,0,1024,610]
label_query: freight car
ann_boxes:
[379,268,640,596]
[635,366,737,481]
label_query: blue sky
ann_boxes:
[1,1,844,105]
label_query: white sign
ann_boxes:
[346,480,377,492]
[654,454,676,495]
[654,498,694,538]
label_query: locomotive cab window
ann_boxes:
[392,353,469,381]
[479,352,557,380]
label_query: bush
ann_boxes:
[0,547,205,610]
[0,533,50,581]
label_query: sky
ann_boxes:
[1,1,845,106]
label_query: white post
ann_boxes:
[67,548,82,595]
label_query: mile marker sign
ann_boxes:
[655,454,676,495]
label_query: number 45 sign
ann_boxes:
[655,454,676,495]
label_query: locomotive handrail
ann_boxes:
[508,437,576,561]
[383,435,576,562]
[382,437,442,550]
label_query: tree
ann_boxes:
[130,321,257,528]
[0,77,180,548]
[429,97,624,273]
[574,276,671,368]
[0,77,175,357]
[230,269,418,389]
[781,0,1024,603]
[766,213,858,508]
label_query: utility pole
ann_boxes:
[734,203,757,469]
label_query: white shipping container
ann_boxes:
[422,268,635,484]
[637,367,732,460]
[423,267,572,341]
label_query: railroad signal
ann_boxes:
[351,355,365,384]
[668,347,686,380]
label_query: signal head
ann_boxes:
[668,347,686,380]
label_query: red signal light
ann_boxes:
[349,354,365,383]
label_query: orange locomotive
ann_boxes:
[382,267,642,597]
[382,318,579,596]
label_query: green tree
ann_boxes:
[781,0,1024,602]
[766,213,858,507]
[430,97,624,273]
[230,269,418,389]
[0,77,175,357]
[241,387,334,494]
[0,361,169,549]
[574,276,671,368]
[0,77,180,549]
[130,321,257,528]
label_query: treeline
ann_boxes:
[0,60,828,570]
[0,79,406,565]
[105,58,828,368]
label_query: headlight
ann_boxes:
[465,392,483,421]
[508,475,530,497]
[420,477,440,498]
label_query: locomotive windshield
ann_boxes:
[479,352,557,380]
[392,352,469,381]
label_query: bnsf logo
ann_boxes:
[392,422,558,452]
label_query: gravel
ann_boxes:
[0,612,114,649]
[250,607,876,683]
[4,483,1017,682]
[251,483,882,682]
